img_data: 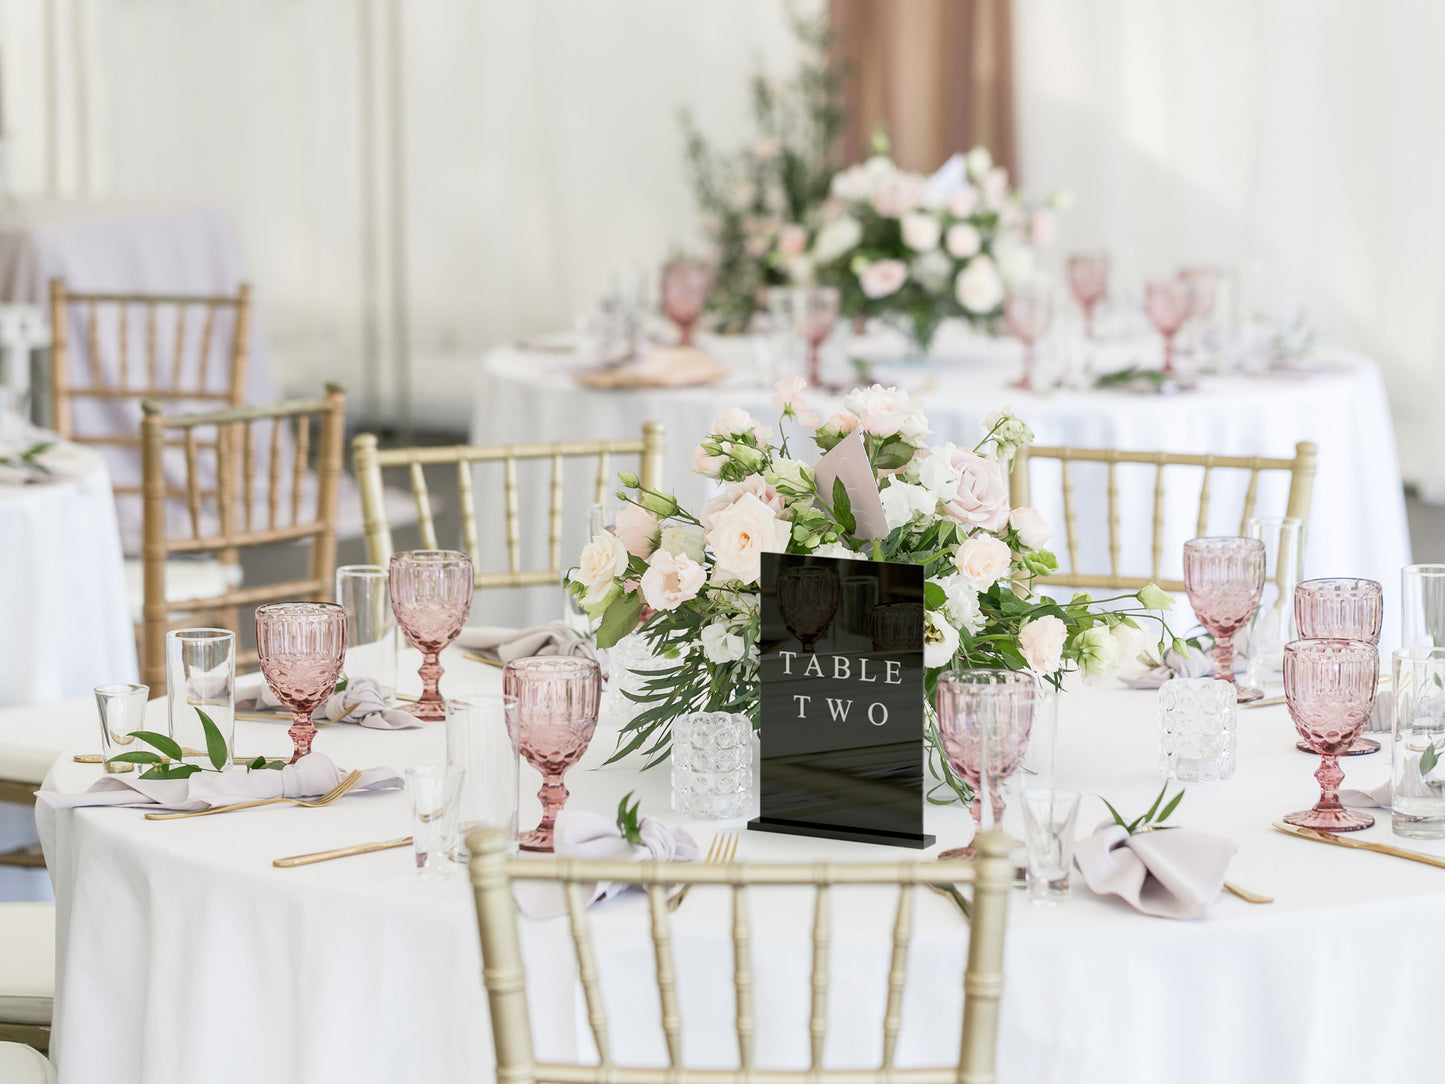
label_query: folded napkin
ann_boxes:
[0,438,91,485]
[38,752,401,813]
[1117,646,1216,690]
[237,674,419,730]
[513,808,700,919]
[1073,824,1237,919]
[1365,688,1393,733]
[574,345,728,390]
[1340,779,1392,809]
[457,622,600,666]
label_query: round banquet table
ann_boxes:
[0,440,137,706]
[470,330,1412,649]
[36,645,1445,1084]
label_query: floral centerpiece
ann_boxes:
[568,380,1177,804]
[782,138,1070,353]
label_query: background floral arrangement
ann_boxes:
[568,379,1177,803]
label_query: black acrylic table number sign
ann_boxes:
[750,552,934,848]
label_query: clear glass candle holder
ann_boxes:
[405,765,465,878]
[336,565,397,704]
[1157,678,1237,782]
[445,695,520,853]
[1392,648,1445,839]
[1022,788,1081,903]
[671,711,754,820]
[95,683,149,773]
[166,628,236,765]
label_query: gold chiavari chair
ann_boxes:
[0,903,53,1056]
[139,385,345,692]
[352,423,665,588]
[467,828,1014,1084]
[1009,441,1318,592]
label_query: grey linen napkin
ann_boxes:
[456,622,600,665]
[38,752,402,813]
[1117,646,1216,690]
[1073,824,1237,919]
[238,674,419,730]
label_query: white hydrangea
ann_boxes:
[932,572,986,634]
[879,481,936,531]
[813,541,865,561]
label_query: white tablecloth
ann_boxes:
[36,645,1445,1084]
[469,332,1412,650]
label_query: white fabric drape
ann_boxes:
[1013,0,1445,496]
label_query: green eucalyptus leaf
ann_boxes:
[596,593,644,650]
[1157,788,1186,824]
[127,730,185,763]
[107,750,163,765]
[1141,782,1167,825]
[1423,742,1439,777]
[196,708,229,771]
[1099,797,1129,830]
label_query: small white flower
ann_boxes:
[914,451,962,502]
[813,215,863,265]
[945,223,982,259]
[901,212,942,252]
[659,523,707,565]
[924,609,961,669]
[964,146,994,180]
[812,541,865,560]
[897,411,932,447]
[880,481,936,531]
[933,573,986,634]
[955,256,1005,314]
[701,621,747,665]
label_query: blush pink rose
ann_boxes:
[771,375,821,428]
[639,548,706,612]
[939,445,1010,531]
[1018,615,1067,675]
[947,186,979,218]
[612,504,660,558]
[842,384,919,438]
[712,407,773,442]
[691,442,726,478]
[871,172,927,218]
[953,535,1013,592]
[702,474,787,529]
[1029,209,1057,247]
[858,259,908,300]
[777,223,808,258]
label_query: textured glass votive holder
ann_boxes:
[671,711,754,820]
[1158,678,1237,782]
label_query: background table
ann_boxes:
[37,646,1445,1084]
[470,330,1413,648]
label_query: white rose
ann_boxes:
[1018,615,1067,675]
[813,215,863,265]
[702,475,786,529]
[914,451,962,502]
[945,222,982,259]
[901,212,942,252]
[1009,507,1051,549]
[933,573,985,634]
[705,492,791,585]
[955,257,1005,314]
[910,250,953,291]
[964,146,993,180]
[659,523,707,565]
[639,548,706,612]
[829,164,873,201]
[953,535,1013,592]
[897,411,932,447]
[924,609,961,669]
[843,384,919,437]
[871,172,927,218]
[858,259,908,299]
[812,541,865,560]
[880,481,936,531]
[573,531,630,607]
[947,186,980,218]
[701,621,747,664]
[993,237,1037,287]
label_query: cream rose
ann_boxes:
[1018,615,1067,675]
[813,215,863,264]
[939,444,1010,531]
[945,223,982,259]
[574,531,630,607]
[1009,507,1051,550]
[777,223,808,258]
[613,504,660,558]
[955,256,1005,314]
[701,475,786,529]
[705,492,792,585]
[901,212,942,252]
[639,548,706,612]
[842,384,919,437]
[953,535,1013,592]
[858,259,908,299]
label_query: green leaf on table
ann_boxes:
[616,791,644,845]
[106,750,163,765]
[595,592,644,650]
[1140,782,1167,826]
[831,477,856,536]
[1422,742,1439,777]
[140,763,202,781]
[334,676,349,693]
[1099,797,1129,831]
[127,730,185,763]
[197,708,229,771]
[1156,788,1187,824]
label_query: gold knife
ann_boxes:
[1271,822,1445,870]
[274,836,413,868]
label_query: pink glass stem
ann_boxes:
[806,341,821,387]
[678,321,695,348]
[1314,755,1344,812]
[531,774,570,847]
[1082,304,1095,340]
[287,712,317,764]
[1162,333,1176,374]
[1210,638,1237,686]
[1016,344,1035,390]
[411,651,446,723]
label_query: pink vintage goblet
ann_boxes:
[1183,537,1267,703]
[1067,254,1108,338]
[935,669,1036,858]
[255,602,348,763]
[1145,277,1192,375]
[389,550,473,722]
[1004,284,1052,391]
[778,564,841,654]
[661,259,714,347]
[795,285,840,388]
[1294,577,1384,756]
[1283,638,1379,832]
[504,655,601,852]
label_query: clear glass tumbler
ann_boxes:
[1021,788,1081,902]
[1157,678,1238,781]
[1392,647,1445,838]
[166,628,236,765]
[95,683,149,773]
[336,565,397,703]
[1241,516,1304,691]
[671,711,754,820]
[405,765,465,877]
[445,695,520,852]
[1401,565,1445,648]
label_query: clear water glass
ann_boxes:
[445,695,520,852]
[1021,788,1081,903]
[1157,678,1237,782]
[95,683,149,774]
[1241,516,1304,690]
[1401,565,1445,648]
[671,711,754,820]
[166,628,235,766]
[1392,648,1445,839]
[336,565,397,703]
[405,765,465,877]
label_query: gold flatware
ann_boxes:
[1222,881,1273,904]
[274,836,413,868]
[1271,821,1445,870]
[667,831,739,912]
[1243,695,1286,709]
[237,711,291,721]
[396,693,419,703]
[75,752,255,766]
[144,770,364,821]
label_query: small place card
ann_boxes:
[750,551,933,848]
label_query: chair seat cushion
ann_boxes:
[0,904,54,1026]
[122,557,243,625]
[0,699,95,787]
[0,1042,55,1083]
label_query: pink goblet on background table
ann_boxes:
[1283,638,1379,832]
[389,550,473,722]
[254,602,348,762]
[660,259,714,348]
[503,655,601,852]
[935,668,1036,858]
[1294,577,1384,756]
[1144,277,1192,374]
[1066,253,1108,338]
[794,285,840,388]
[1004,283,1052,391]
[1183,537,1266,703]
[778,564,840,654]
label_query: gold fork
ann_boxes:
[144,769,365,821]
[667,831,739,912]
